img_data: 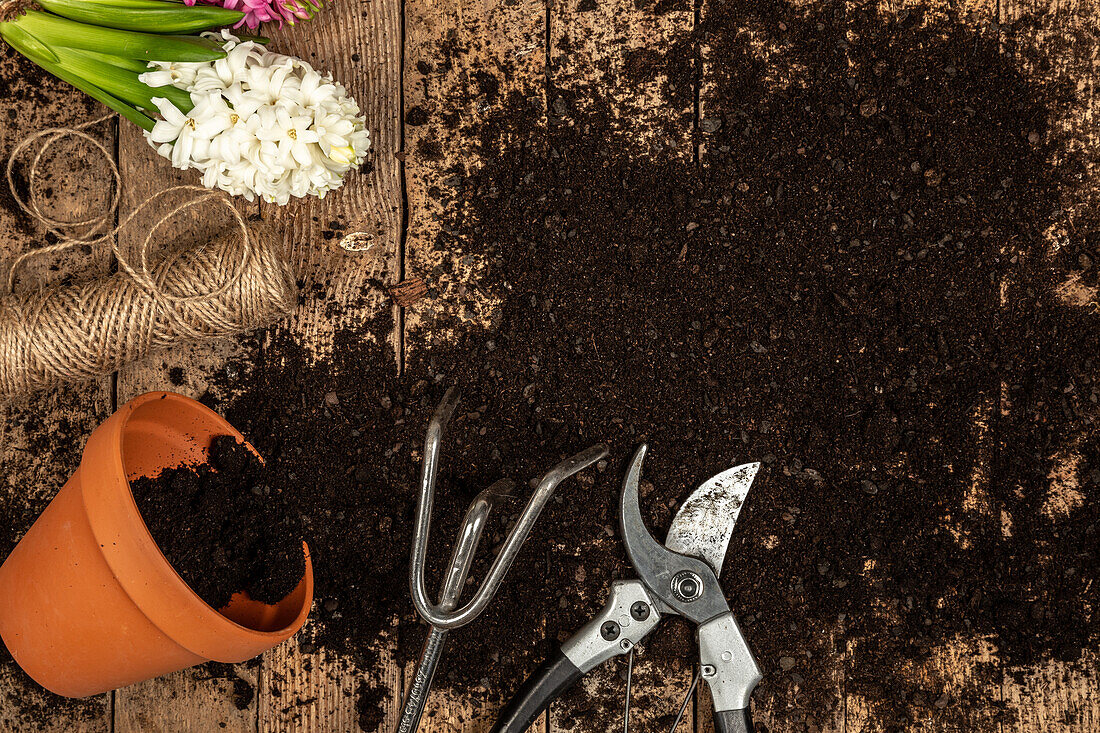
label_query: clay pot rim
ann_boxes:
[84,391,313,658]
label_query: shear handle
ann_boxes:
[491,580,662,733]
[713,709,754,733]
[490,649,584,733]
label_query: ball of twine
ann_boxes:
[0,117,298,401]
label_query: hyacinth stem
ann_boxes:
[12,11,229,61]
[1,23,156,130]
[37,0,244,34]
[0,1,250,132]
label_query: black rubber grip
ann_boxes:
[713,708,754,733]
[491,648,584,733]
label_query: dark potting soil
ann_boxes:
[201,2,1099,729]
[0,1,1096,730]
[129,435,306,610]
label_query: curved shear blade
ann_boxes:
[664,462,760,578]
[620,445,733,623]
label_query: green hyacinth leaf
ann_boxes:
[53,46,193,114]
[5,41,157,131]
[14,12,227,62]
[73,49,152,74]
[0,22,60,66]
[36,0,244,34]
[67,0,212,8]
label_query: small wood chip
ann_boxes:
[388,276,428,307]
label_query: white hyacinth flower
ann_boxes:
[142,61,201,90]
[140,31,370,204]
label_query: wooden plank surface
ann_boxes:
[257,1,405,730]
[403,0,549,340]
[111,105,260,732]
[546,0,698,731]
[0,45,115,733]
[111,0,403,730]
[1,0,1098,728]
[995,0,1100,730]
[691,0,845,729]
[402,0,548,728]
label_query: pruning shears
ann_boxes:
[492,444,763,733]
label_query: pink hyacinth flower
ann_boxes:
[183,0,320,30]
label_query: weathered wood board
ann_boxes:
[996,0,1100,728]
[0,0,1097,728]
[402,0,548,727]
[0,46,115,733]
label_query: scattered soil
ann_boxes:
[198,3,1100,730]
[202,661,257,711]
[1,1,1098,731]
[129,435,306,610]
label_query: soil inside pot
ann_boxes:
[129,435,306,611]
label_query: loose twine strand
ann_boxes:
[0,115,297,400]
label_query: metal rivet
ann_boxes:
[671,570,704,602]
[702,664,717,677]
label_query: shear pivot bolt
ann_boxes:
[671,571,703,602]
[630,602,650,621]
[600,621,620,641]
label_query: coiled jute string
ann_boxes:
[0,116,298,401]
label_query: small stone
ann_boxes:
[324,391,340,406]
[1028,131,1040,144]
[859,97,878,117]
[779,656,796,671]
[934,694,950,709]
[700,117,723,132]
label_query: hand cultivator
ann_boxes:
[399,387,609,733]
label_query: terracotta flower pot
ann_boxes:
[0,391,313,698]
